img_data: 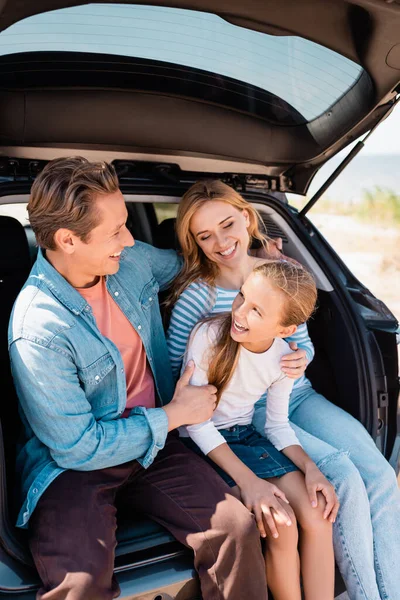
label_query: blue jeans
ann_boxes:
[252,383,400,600]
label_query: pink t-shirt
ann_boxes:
[77,277,155,417]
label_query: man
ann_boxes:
[8,157,267,600]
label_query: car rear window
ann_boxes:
[0,3,363,122]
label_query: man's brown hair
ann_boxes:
[28,156,120,250]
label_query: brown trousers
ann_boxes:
[29,434,267,600]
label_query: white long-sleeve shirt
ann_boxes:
[180,322,301,455]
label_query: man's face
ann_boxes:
[71,189,134,285]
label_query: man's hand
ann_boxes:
[280,342,308,379]
[239,476,294,539]
[163,361,217,431]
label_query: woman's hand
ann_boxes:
[251,237,283,260]
[280,342,308,379]
[305,465,340,523]
[239,476,294,538]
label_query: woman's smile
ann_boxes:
[216,241,238,260]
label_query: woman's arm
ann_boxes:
[281,322,314,379]
[284,322,314,364]
[166,282,215,381]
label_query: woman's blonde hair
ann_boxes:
[165,180,271,310]
[205,260,317,405]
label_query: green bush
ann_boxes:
[291,187,400,225]
[356,187,400,224]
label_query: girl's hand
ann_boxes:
[239,477,294,539]
[280,342,308,379]
[305,465,340,523]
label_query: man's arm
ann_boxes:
[10,338,169,470]
[10,338,216,471]
[135,240,182,291]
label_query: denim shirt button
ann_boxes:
[95,375,100,381]
[138,325,142,330]
[32,488,38,494]
[120,367,124,373]
[149,297,153,302]
[114,291,119,297]
[84,305,90,312]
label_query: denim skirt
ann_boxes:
[182,424,298,487]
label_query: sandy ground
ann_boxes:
[307,213,400,322]
[312,214,399,600]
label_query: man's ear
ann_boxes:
[276,324,297,338]
[52,228,76,254]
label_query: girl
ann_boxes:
[166,180,400,600]
[182,260,338,600]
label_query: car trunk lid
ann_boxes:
[0,1,399,197]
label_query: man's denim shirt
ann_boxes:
[8,241,181,528]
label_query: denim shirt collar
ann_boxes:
[35,248,91,316]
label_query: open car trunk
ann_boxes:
[0,167,398,596]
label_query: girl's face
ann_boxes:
[230,272,297,352]
[189,200,250,269]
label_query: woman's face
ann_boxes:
[189,200,250,269]
[230,272,296,351]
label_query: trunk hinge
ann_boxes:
[299,94,400,218]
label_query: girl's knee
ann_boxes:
[266,511,299,550]
[296,493,332,535]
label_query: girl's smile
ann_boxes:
[230,272,297,352]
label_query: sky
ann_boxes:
[361,102,400,155]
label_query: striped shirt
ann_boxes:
[166,280,313,391]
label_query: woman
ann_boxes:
[166,180,400,600]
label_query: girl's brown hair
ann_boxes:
[205,260,317,405]
[165,179,271,311]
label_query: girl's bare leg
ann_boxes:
[231,483,301,600]
[270,471,335,600]
[264,498,301,600]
